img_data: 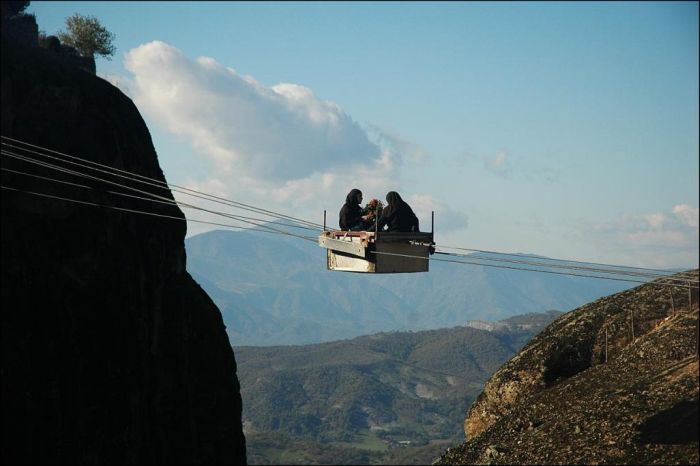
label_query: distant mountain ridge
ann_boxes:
[185,228,630,346]
[464,310,562,331]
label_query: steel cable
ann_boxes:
[2,135,697,286]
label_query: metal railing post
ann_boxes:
[605,326,608,363]
[375,208,378,237]
[689,283,693,309]
[630,309,635,343]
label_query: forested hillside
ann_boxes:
[235,312,560,464]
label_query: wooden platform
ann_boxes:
[318,230,433,273]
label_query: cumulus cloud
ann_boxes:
[584,204,699,268]
[672,204,699,228]
[454,149,556,182]
[122,41,442,233]
[124,41,381,180]
[368,125,430,165]
[484,150,510,176]
[408,194,469,233]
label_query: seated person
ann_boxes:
[339,188,372,231]
[376,191,420,232]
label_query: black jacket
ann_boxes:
[339,189,364,230]
[377,191,419,232]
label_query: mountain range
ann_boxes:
[185,228,631,346]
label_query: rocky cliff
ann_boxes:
[1,30,246,464]
[436,271,699,465]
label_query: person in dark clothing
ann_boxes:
[339,188,372,231]
[376,191,420,232]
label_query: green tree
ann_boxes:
[57,13,115,60]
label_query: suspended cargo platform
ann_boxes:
[318,230,434,273]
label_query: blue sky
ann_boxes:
[28,1,699,268]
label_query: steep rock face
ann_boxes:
[1,35,246,464]
[435,272,699,465]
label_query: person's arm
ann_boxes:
[376,207,389,231]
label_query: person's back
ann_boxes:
[377,191,419,232]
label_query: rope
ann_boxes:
[3,134,697,286]
[4,160,696,287]
[432,251,698,285]
[1,185,317,241]
[1,141,322,230]
[369,250,697,289]
[1,149,317,242]
[0,166,317,231]
[436,244,695,278]
[1,136,323,229]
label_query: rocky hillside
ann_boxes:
[435,271,699,465]
[1,22,246,464]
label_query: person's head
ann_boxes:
[347,188,363,205]
[385,191,402,205]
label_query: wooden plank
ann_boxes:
[327,250,375,272]
[318,235,366,258]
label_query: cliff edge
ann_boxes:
[1,29,246,464]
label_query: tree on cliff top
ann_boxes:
[1,1,30,19]
[57,13,115,60]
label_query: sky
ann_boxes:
[27,1,699,269]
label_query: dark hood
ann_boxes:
[346,189,362,205]
[385,191,403,206]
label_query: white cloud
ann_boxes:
[672,204,699,228]
[369,125,430,165]
[583,204,699,268]
[644,212,667,229]
[484,150,510,176]
[464,149,556,182]
[408,194,469,233]
[124,41,381,181]
[122,41,441,235]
